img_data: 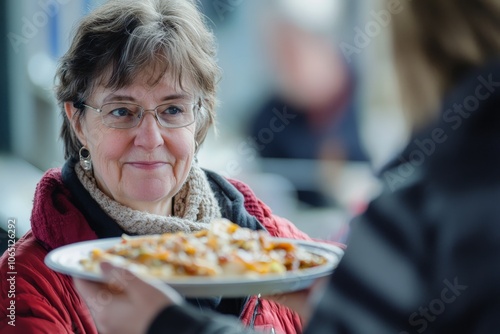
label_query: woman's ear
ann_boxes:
[64,101,87,146]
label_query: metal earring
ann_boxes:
[79,147,92,171]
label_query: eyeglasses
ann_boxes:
[73,100,198,129]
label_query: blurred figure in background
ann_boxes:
[248,0,368,208]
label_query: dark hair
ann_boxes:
[55,0,220,159]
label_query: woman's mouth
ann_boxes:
[126,161,167,170]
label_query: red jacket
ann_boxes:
[0,168,313,333]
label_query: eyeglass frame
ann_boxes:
[72,99,200,129]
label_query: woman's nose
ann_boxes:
[133,112,164,149]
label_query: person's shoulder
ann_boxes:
[225,177,257,201]
[32,167,68,210]
[203,169,248,200]
[202,169,261,202]
[204,169,268,216]
[225,176,271,218]
[1,229,75,292]
[0,230,63,295]
[0,231,88,333]
[225,177,311,240]
[203,170,311,239]
[36,167,64,191]
[0,231,49,273]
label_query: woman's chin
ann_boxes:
[120,183,174,212]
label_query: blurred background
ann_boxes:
[0,0,410,248]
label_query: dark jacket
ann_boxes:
[249,93,367,208]
[0,162,311,333]
[149,59,500,333]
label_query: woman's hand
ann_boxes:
[261,276,329,326]
[73,262,183,334]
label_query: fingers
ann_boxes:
[261,276,331,325]
[262,289,308,301]
[307,276,330,307]
[262,289,310,309]
[99,261,138,293]
[72,276,121,331]
[73,278,104,300]
[73,262,180,334]
[310,276,330,290]
[262,276,329,304]
[144,280,183,305]
[100,261,183,305]
[72,262,138,317]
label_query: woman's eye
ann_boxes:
[161,106,183,115]
[110,108,132,117]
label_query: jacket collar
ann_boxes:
[31,159,264,251]
[61,158,126,238]
[30,167,97,251]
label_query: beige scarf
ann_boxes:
[75,162,221,235]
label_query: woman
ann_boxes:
[0,0,314,333]
[75,1,500,333]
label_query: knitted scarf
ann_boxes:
[75,162,221,235]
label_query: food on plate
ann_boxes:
[80,219,327,278]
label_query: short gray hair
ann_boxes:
[56,0,220,159]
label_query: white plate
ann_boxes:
[44,237,343,297]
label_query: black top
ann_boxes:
[249,95,368,208]
[249,96,367,162]
[149,59,500,333]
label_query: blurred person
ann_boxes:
[0,0,319,333]
[73,0,500,333]
[249,0,368,207]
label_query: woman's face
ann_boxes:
[66,71,197,215]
